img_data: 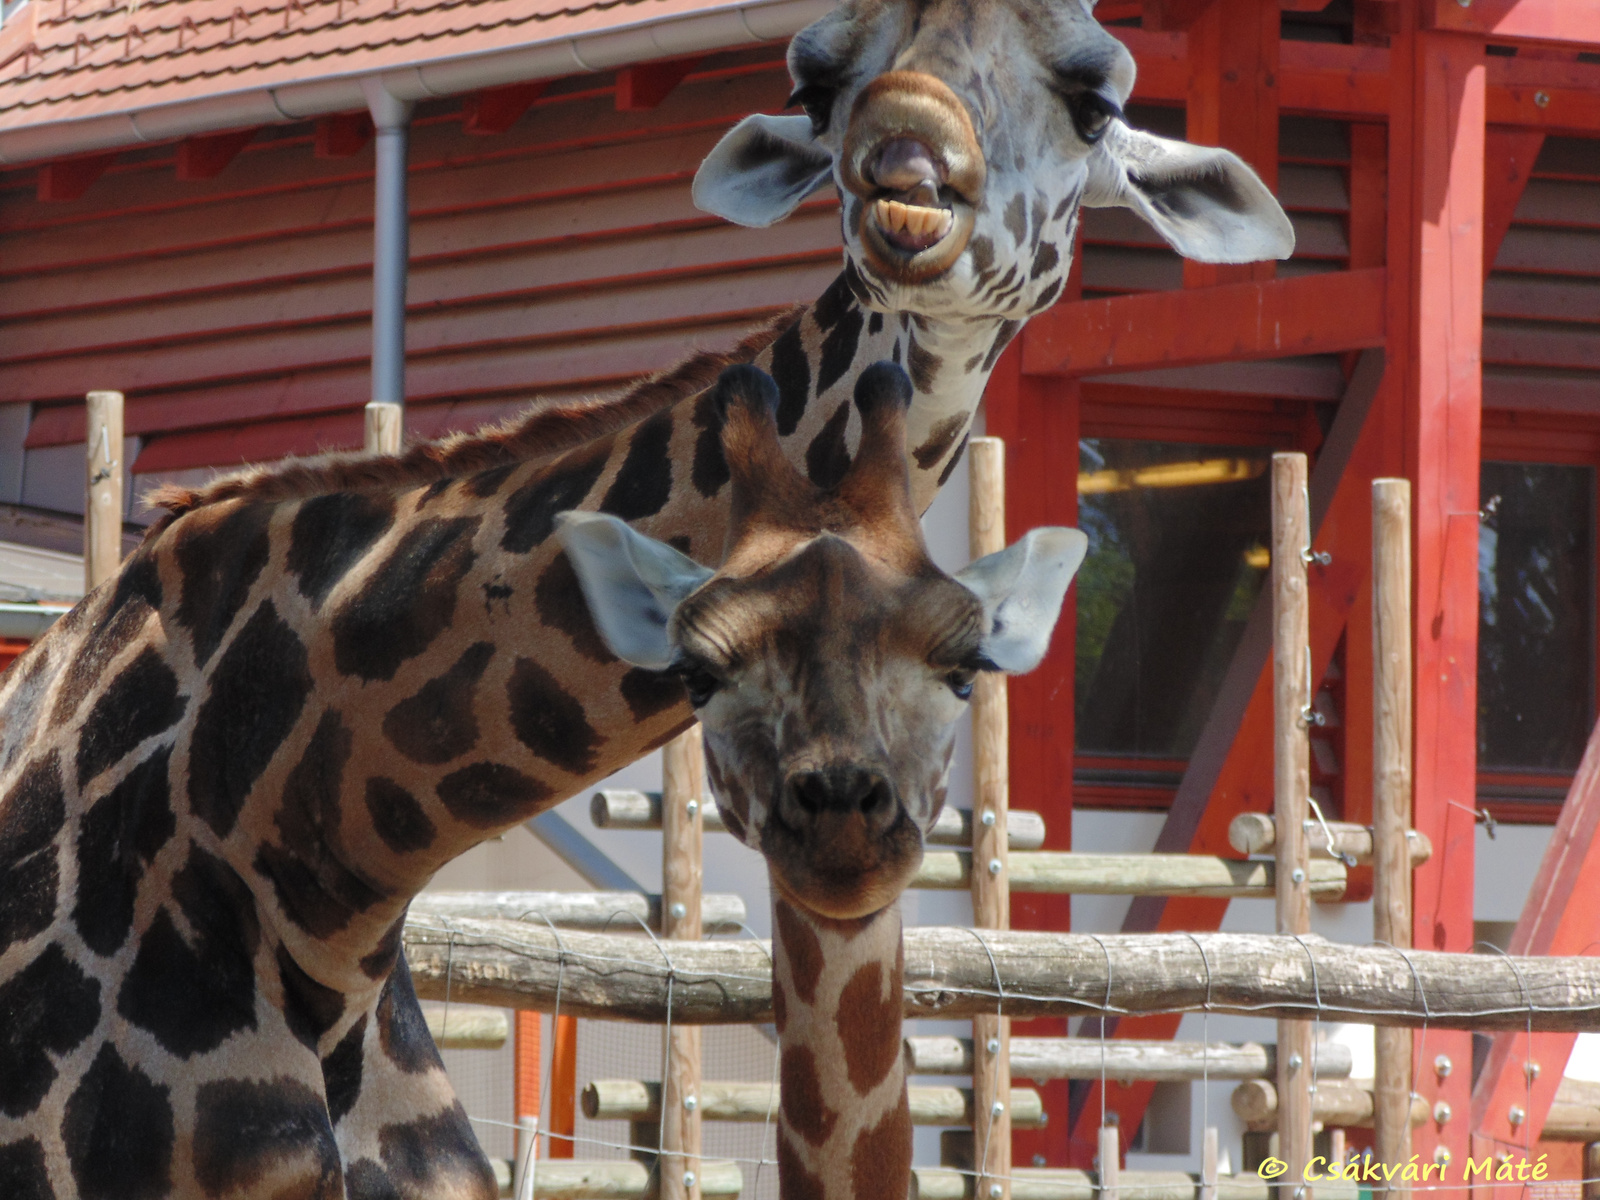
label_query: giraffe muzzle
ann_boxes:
[840,71,985,286]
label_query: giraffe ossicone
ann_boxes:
[561,359,1083,1199]
[0,1,1293,1194]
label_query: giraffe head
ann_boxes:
[693,0,1293,321]
[559,361,1083,919]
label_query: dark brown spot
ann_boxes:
[360,917,405,979]
[906,336,940,392]
[0,752,65,956]
[0,1137,53,1200]
[780,1046,837,1147]
[937,433,970,487]
[773,900,824,1005]
[777,1132,826,1200]
[75,648,186,789]
[912,414,967,471]
[507,658,603,775]
[382,643,494,765]
[599,409,675,521]
[1003,192,1027,244]
[501,442,609,554]
[366,777,437,855]
[618,668,686,722]
[772,978,788,1034]
[288,491,397,610]
[535,555,616,665]
[0,943,101,1118]
[375,957,440,1076]
[770,321,811,436]
[982,319,1021,373]
[277,944,346,1052]
[436,762,550,828]
[73,747,175,956]
[850,1090,912,1200]
[322,1015,367,1126]
[63,1045,173,1200]
[1030,239,1060,280]
[837,961,902,1094]
[192,1075,340,1200]
[175,501,272,666]
[805,400,852,489]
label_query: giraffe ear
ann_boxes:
[556,512,714,671]
[955,527,1089,674]
[693,114,835,228]
[1083,122,1295,264]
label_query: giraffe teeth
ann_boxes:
[872,199,955,247]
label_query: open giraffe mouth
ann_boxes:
[856,137,977,284]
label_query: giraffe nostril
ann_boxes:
[783,767,896,829]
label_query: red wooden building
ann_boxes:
[3,0,1600,1187]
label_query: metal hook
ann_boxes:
[88,423,118,487]
[1299,646,1326,729]
[1300,486,1331,566]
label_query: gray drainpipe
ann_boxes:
[362,80,413,452]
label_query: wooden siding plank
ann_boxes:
[1021,269,1386,378]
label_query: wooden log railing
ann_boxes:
[1230,1078,1429,1130]
[592,790,1048,851]
[912,851,1347,898]
[581,1080,1046,1129]
[409,891,746,932]
[1227,813,1432,868]
[909,1169,1361,1200]
[904,1037,1353,1081]
[402,921,1600,1030]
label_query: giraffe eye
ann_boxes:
[1065,90,1121,145]
[945,669,976,701]
[788,83,837,135]
[675,664,722,708]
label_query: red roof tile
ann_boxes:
[0,0,821,160]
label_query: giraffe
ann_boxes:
[557,357,1084,1200]
[0,0,1293,1194]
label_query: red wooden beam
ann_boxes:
[1482,126,1546,277]
[1063,348,1391,1158]
[1020,269,1387,378]
[36,152,116,202]
[463,82,546,135]
[314,112,373,159]
[1392,15,1485,1172]
[176,128,258,181]
[1470,722,1600,1172]
[1429,0,1600,46]
[615,57,702,112]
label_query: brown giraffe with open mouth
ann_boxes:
[0,0,1291,1194]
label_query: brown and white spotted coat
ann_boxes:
[0,0,1292,1193]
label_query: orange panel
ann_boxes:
[1430,0,1600,45]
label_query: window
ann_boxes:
[1075,439,1273,761]
[1478,461,1595,774]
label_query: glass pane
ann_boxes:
[1076,439,1273,759]
[1478,462,1594,771]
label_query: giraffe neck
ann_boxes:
[771,894,909,1200]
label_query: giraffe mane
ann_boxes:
[145,306,806,517]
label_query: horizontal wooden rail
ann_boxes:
[912,851,1347,899]
[904,1036,1352,1080]
[402,921,1600,1030]
[1227,813,1432,867]
[1429,0,1600,44]
[421,1004,508,1050]
[1021,270,1387,379]
[409,890,746,932]
[591,790,1046,850]
[1231,1078,1429,1130]
[912,1168,1359,1200]
[494,1160,742,1198]
[581,1080,1044,1129]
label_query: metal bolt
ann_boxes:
[990,1185,1004,1199]
[992,1101,1006,1117]
[989,858,1003,876]
[1291,867,1305,884]
[1525,1061,1541,1081]
[1034,1155,1048,1167]
[1287,1052,1303,1071]
[1435,1147,1452,1168]
[686,798,699,816]
[1508,1104,1526,1127]
[1535,91,1551,109]
[987,1037,1001,1054]
[1456,0,1471,7]
[684,1095,698,1112]
[1434,1100,1453,1124]
[669,902,687,920]
[981,809,997,828]
[1435,1054,1453,1077]
[684,1171,697,1189]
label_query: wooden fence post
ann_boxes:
[1272,453,1314,1200]
[661,728,705,1200]
[365,402,403,455]
[970,437,1012,1200]
[84,390,124,591]
[1372,479,1414,1200]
